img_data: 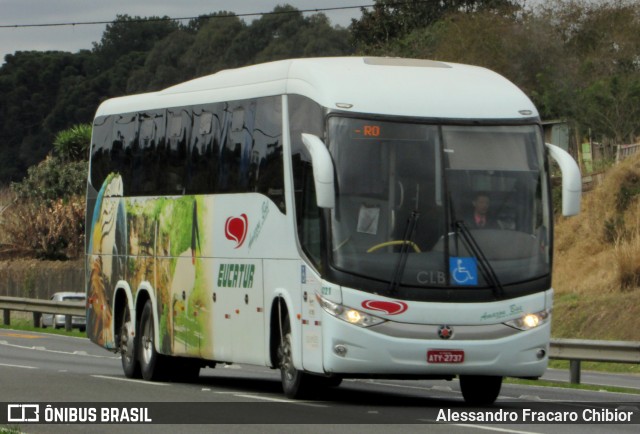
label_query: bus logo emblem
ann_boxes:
[361,300,408,315]
[438,325,453,340]
[225,214,248,248]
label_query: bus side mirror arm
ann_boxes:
[301,133,335,209]
[546,143,581,216]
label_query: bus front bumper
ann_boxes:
[322,313,550,378]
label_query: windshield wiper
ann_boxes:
[454,220,505,299]
[387,210,420,295]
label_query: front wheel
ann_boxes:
[459,375,502,405]
[278,317,315,398]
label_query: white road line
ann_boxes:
[227,393,328,407]
[449,424,542,434]
[358,379,459,393]
[418,421,541,434]
[0,362,38,369]
[0,340,119,359]
[91,375,170,386]
[237,394,329,407]
[233,394,301,403]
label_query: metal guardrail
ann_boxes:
[0,295,85,332]
[549,338,640,384]
[0,296,638,383]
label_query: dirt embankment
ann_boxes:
[553,153,640,340]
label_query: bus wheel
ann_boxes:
[138,300,167,381]
[120,303,140,378]
[278,317,312,398]
[459,375,502,405]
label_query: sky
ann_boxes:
[0,0,366,64]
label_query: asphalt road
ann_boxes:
[1,329,639,434]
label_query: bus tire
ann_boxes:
[120,303,141,378]
[278,317,313,398]
[459,375,502,405]
[138,300,167,381]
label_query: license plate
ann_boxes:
[427,349,464,363]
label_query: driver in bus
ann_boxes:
[470,192,497,229]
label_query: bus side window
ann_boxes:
[252,96,284,212]
[187,106,221,194]
[164,108,189,194]
[112,113,137,195]
[90,116,113,189]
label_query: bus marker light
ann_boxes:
[335,103,353,109]
[334,345,347,356]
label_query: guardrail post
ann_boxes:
[65,315,72,332]
[3,309,9,326]
[33,312,42,328]
[569,360,581,384]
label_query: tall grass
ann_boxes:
[552,154,640,339]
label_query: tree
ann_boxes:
[351,0,518,51]
[126,30,196,93]
[92,15,180,65]
[53,124,92,163]
[181,12,246,76]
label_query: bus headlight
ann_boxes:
[504,309,550,331]
[316,294,386,327]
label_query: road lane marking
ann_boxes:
[0,340,119,359]
[214,391,328,407]
[91,375,170,386]
[448,424,541,434]
[418,421,542,434]
[0,362,38,369]
[356,379,460,393]
[0,332,46,339]
[232,394,328,407]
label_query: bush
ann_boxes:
[0,195,85,260]
[11,155,87,204]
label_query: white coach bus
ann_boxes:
[86,57,580,405]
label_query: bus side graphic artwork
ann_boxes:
[88,179,273,357]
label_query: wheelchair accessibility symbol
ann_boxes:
[450,257,478,286]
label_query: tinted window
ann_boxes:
[90,115,113,189]
[90,96,284,210]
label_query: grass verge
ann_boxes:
[505,377,640,395]
[0,317,86,338]
[549,359,640,375]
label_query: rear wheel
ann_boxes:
[459,375,502,405]
[138,300,168,381]
[120,303,140,378]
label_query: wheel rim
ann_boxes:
[141,317,153,365]
[120,310,132,365]
[280,333,296,383]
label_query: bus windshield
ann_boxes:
[327,117,550,290]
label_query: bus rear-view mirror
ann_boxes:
[301,133,335,209]
[546,143,581,216]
